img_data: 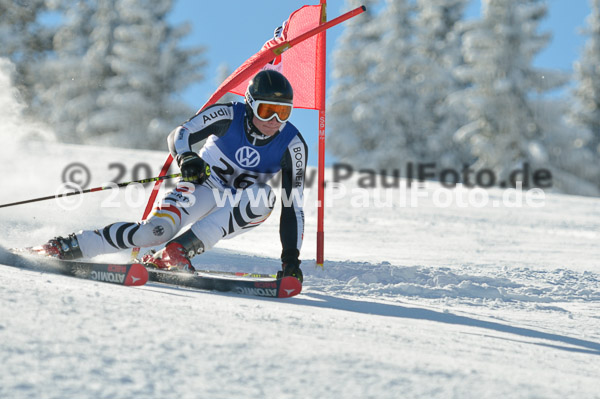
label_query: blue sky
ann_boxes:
[169,1,592,166]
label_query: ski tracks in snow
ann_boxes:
[307,260,600,304]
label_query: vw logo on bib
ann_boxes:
[235,146,261,168]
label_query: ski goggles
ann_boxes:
[250,99,293,123]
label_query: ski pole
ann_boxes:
[0,173,181,209]
[194,269,278,279]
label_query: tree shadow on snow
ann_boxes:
[293,293,600,356]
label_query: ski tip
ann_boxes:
[125,263,149,286]
[278,276,302,298]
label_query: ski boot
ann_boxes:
[277,249,303,283]
[277,262,303,283]
[142,230,204,273]
[32,234,83,260]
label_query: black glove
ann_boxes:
[278,248,303,283]
[178,152,210,185]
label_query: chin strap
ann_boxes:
[244,116,270,145]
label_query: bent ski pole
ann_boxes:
[0,173,181,209]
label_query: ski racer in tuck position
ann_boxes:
[37,70,308,282]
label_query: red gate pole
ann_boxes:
[316,0,327,267]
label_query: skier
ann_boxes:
[37,70,307,282]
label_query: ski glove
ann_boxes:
[279,248,303,283]
[178,152,210,185]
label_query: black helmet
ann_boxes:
[245,70,293,106]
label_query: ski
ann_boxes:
[8,248,148,286]
[7,247,300,297]
[146,267,302,298]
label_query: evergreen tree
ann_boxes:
[329,0,468,172]
[34,0,205,149]
[570,0,600,158]
[453,0,597,194]
[33,0,105,144]
[373,0,423,168]
[0,0,54,104]
[412,0,470,167]
[329,0,426,170]
[328,0,382,167]
[361,0,419,169]
[89,0,205,149]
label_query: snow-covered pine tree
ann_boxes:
[33,0,106,144]
[412,0,470,168]
[0,0,54,104]
[330,0,427,171]
[88,0,205,149]
[34,0,205,149]
[369,0,438,169]
[330,0,468,172]
[452,0,597,194]
[570,0,600,158]
[328,0,382,167]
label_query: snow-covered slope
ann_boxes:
[1,141,599,399]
